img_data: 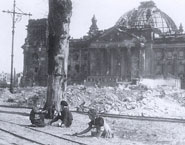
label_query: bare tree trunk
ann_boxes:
[44,0,72,118]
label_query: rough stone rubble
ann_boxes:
[65,85,185,118]
[1,84,185,119]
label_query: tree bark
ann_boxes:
[44,0,72,118]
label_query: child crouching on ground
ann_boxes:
[49,101,73,127]
[73,109,113,138]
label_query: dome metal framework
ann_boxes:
[115,1,177,34]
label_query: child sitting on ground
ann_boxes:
[49,101,73,127]
[29,103,47,127]
[73,108,113,138]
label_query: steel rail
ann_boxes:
[73,111,185,124]
[1,105,185,123]
[27,127,87,145]
[0,105,185,123]
[0,127,45,145]
[0,119,87,145]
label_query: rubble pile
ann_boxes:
[0,87,47,107]
[64,85,146,112]
[1,84,185,118]
[65,84,185,118]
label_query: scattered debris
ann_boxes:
[1,84,185,119]
[0,87,46,107]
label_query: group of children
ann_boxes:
[30,100,113,138]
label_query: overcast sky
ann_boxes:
[0,0,185,73]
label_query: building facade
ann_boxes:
[0,72,10,87]
[22,19,48,86]
[22,1,185,87]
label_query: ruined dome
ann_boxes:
[115,1,177,34]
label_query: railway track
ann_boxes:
[0,127,45,145]
[0,119,87,145]
[0,105,185,145]
[74,111,185,124]
[1,104,185,124]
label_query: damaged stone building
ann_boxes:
[22,1,185,88]
[22,19,48,86]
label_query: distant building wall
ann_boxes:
[0,72,10,87]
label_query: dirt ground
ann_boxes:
[0,101,185,145]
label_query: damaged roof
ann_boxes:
[115,1,177,34]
